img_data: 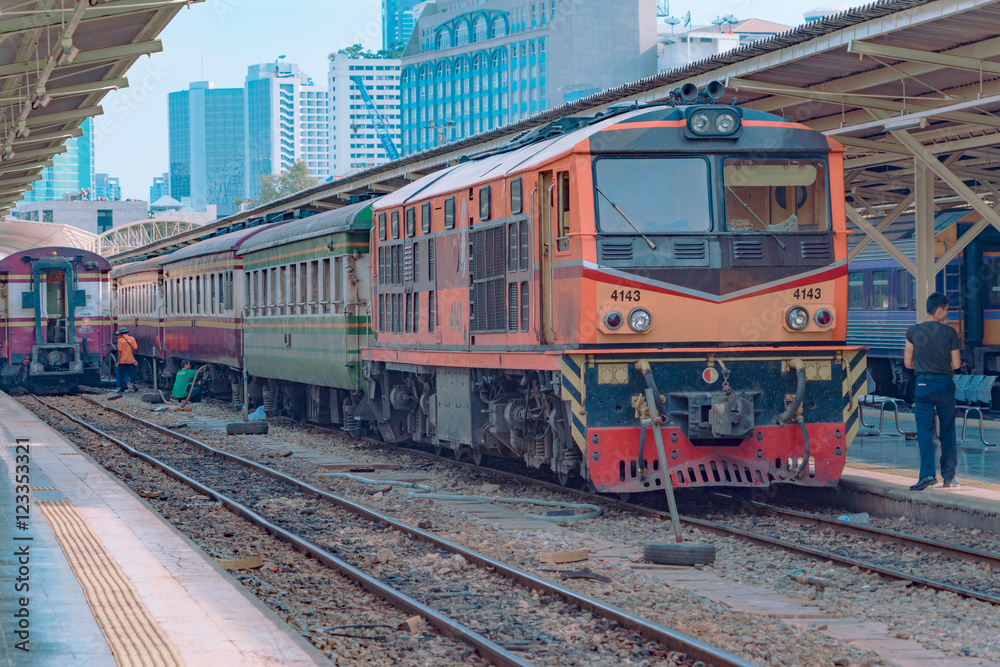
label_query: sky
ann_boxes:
[96,0,850,200]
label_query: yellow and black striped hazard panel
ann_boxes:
[842,348,868,448]
[561,354,587,453]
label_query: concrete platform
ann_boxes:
[0,391,328,666]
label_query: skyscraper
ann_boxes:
[244,61,329,201]
[149,172,170,203]
[22,118,94,202]
[168,81,245,210]
[384,0,423,50]
[328,53,401,175]
[94,173,121,200]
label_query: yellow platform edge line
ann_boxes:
[37,499,184,667]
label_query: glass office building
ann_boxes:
[168,81,245,210]
[22,118,94,202]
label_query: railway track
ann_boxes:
[384,442,1000,606]
[31,395,754,667]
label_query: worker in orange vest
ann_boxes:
[114,327,138,392]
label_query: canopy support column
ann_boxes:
[914,159,936,321]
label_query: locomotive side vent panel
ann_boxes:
[800,238,832,260]
[600,241,633,263]
[733,239,765,261]
[469,226,507,333]
[672,238,709,265]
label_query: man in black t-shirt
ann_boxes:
[904,292,962,491]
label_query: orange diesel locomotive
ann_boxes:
[361,85,866,494]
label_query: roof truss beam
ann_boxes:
[0,41,163,79]
[730,78,1000,129]
[848,40,1000,76]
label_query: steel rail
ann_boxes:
[32,396,534,667]
[72,397,755,667]
[383,444,1000,606]
[748,501,1000,568]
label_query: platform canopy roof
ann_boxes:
[112,0,1000,312]
[0,219,94,255]
[0,0,201,218]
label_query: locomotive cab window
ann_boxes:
[510,177,523,214]
[421,202,431,233]
[378,212,387,241]
[391,210,400,239]
[445,196,456,229]
[723,158,830,232]
[594,157,711,233]
[406,206,416,237]
[480,186,491,221]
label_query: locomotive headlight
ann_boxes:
[786,307,809,330]
[814,309,833,327]
[628,308,652,332]
[604,311,623,329]
[715,113,737,133]
[690,111,711,134]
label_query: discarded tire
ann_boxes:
[140,392,164,404]
[643,541,716,566]
[226,421,269,435]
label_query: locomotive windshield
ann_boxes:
[594,157,711,233]
[723,157,830,232]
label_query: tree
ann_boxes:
[329,43,403,61]
[258,162,319,204]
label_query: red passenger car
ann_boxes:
[0,247,112,391]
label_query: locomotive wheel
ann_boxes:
[618,492,632,502]
[140,392,164,404]
[433,444,444,456]
[558,470,571,487]
[643,541,716,566]
[226,421,269,435]
[453,445,470,462]
[471,447,489,466]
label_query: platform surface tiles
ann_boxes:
[0,391,325,666]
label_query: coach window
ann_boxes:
[182,277,189,314]
[511,177,523,214]
[406,206,416,237]
[848,272,864,310]
[872,270,889,310]
[261,270,269,315]
[270,268,279,315]
[322,259,331,313]
[480,185,492,221]
[289,264,298,314]
[196,276,202,313]
[378,212,387,241]
[421,202,431,233]
[335,257,345,308]
[280,266,288,315]
[210,275,217,314]
[309,261,319,314]
[299,264,306,312]
[445,196,455,229]
[897,270,914,310]
[391,210,400,239]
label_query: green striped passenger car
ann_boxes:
[239,201,372,426]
